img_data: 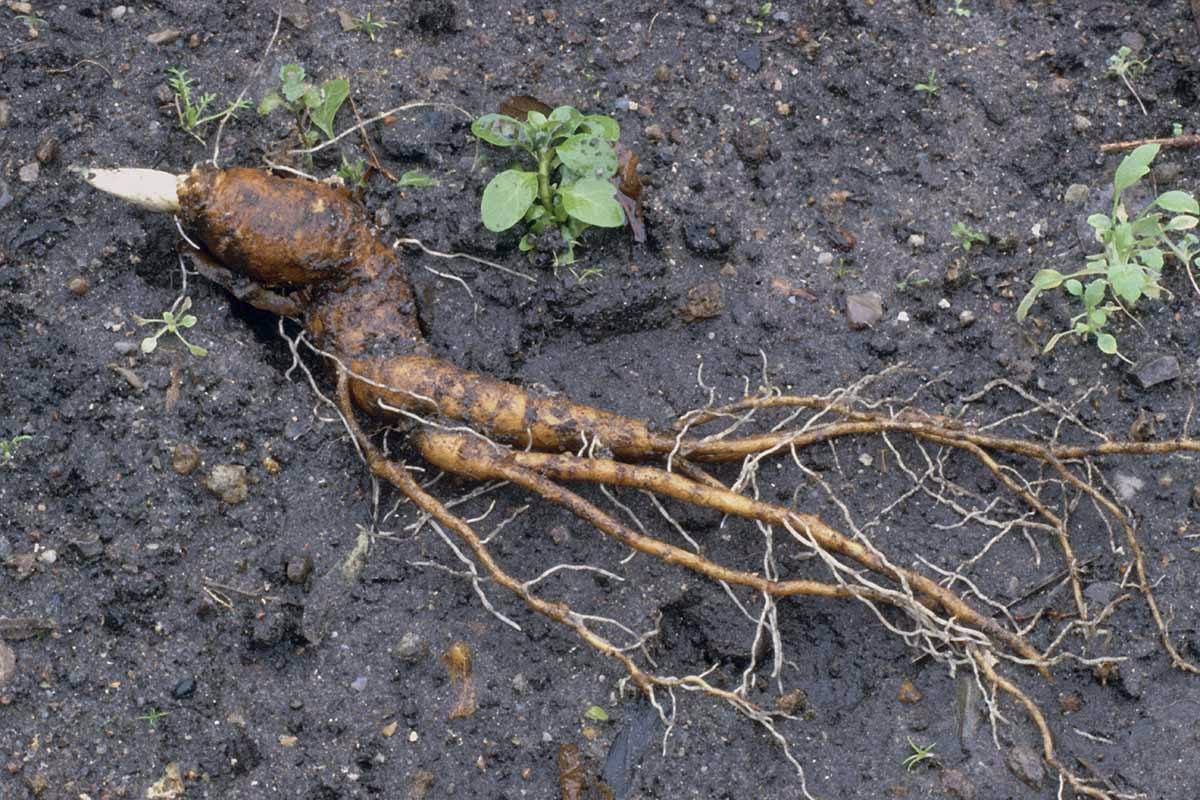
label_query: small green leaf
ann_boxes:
[141,336,158,354]
[472,114,526,148]
[480,170,538,232]
[1043,330,1073,354]
[584,705,609,722]
[1137,248,1164,271]
[1083,278,1106,307]
[257,91,284,115]
[1155,190,1199,214]
[1031,269,1065,290]
[162,311,175,325]
[1113,143,1159,196]
[548,106,583,137]
[526,110,547,129]
[397,170,438,188]
[188,343,208,357]
[1108,262,1144,304]
[580,114,620,140]
[302,87,324,110]
[1016,286,1040,322]
[1130,216,1161,240]
[1064,279,1083,296]
[280,64,307,102]
[1088,308,1107,327]
[1165,215,1199,231]
[518,234,534,252]
[1087,213,1112,233]
[310,78,349,140]
[1096,333,1118,354]
[556,134,618,178]
[180,314,197,328]
[560,177,626,227]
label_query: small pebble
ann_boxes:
[907,234,925,248]
[959,309,976,327]
[1064,183,1090,204]
[391,632,428,664]
[204,464,248,504]
[18,163,39,184]
[67,277,89,297]
[171,444,201,476]
[35,136,59,164]
[1072,114,1092,133]
[286,555,313,584]
[351,676,368,692]
[173,677,196,699]
[111,6,127,21]
[38,549,57,565]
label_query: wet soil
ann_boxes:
[3,1,1200,798]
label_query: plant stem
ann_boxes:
[536,150,560,221]
[1121,73,1148,116]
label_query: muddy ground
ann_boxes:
[3,1,1200,798]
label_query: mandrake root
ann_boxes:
[87,164,1200,798]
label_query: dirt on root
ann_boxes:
[2,1,1200,799]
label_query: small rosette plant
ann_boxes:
[473,106,626,266]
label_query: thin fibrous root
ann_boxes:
[412,428,1044,668]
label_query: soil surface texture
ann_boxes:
[3,2,1200,799]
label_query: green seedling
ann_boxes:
[914,69,940,96]
[1106,45,1148,116]
[583,705,610,722]
[1017,143,1199,360]
[744,2,773,34]
[134,296,208,357]
[351,12,389,41]
[0,434,32,466]
[950,221,988,252]
[136,708,170,727]
[902,737,937,771]
[337,156,367,188]
[472,105,626,266]
[569,266,605,283]
[831,258,858,281]
[397,170,439,188]
[166,68,250,144]
[895,270,930,293]
[258,63,350,147]
[948,0,971,16]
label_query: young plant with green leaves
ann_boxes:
[258,64,350,147]
[167,68,251,144]
[1106,45,1149,115]
[914,69,940,96]
[473,106,626,266]
[337,155,367,188]
[950,221,988,251]
[902,738,937,771]
[351,12,389,41]
[0,433,32,466]
[1017,144,1199,359]
[135,296,208,357]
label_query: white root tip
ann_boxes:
[77,167,183,213]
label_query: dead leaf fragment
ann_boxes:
[442,640,477,719]
[144,762,184,799]
[679,282,724,322]
[898,678,923,704]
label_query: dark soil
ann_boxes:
[3,1,1200,798]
